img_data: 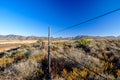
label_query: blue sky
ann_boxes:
[0,0,120,37]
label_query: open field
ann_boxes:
[0,40,71,52]
[0,40,37,52]
[0,40,37,44]
[0,40,72,52]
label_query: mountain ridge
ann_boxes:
[0,34,119,40]
[0,34,47,40]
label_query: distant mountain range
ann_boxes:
[0,35,119,40]
[0,35,47,40]
[73,35,120,40]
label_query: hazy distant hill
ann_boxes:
[0,35,47,40]
[0,35,119,40]
[118,36,120,38]
[73,35,119,40]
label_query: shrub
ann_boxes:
[0,57,14,68]
[37,39,43,43]
[75,39,91,47]
[117,69,120,77]
[0,60,43,80]
[61,68,87,80]
[75,39,91,52]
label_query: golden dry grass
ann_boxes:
[0,46,18,52]
[0,40,37,44]
[0,40,37,52]
[0,57,14,67]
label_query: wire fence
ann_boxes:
[49,8,120,80]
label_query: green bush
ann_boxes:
[37,39,43,43]
[75,39,90,47]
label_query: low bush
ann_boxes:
[37,39,43,43]
[75,39,91,47]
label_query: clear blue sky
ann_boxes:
[0,0,120,37]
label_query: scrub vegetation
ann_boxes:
[0,39,120,80]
